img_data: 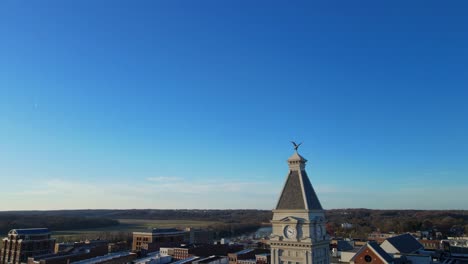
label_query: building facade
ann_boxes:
[1,228,55,264]
[255,254,271,264]
[228,249,255,264]
[186,228,215,245]
[270,150,330,264]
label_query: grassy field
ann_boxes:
[52,219,222,241]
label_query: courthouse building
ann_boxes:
[270,148,330,264]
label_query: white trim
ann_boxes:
[297,169,309,210]
[368,244,390,264]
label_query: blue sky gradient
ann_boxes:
[0,0,467,210]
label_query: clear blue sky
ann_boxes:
[1,0,467,210]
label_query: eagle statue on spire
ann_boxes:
[291,141,302,152]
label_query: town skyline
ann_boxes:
[1,1,467,210]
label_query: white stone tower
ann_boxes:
[270,148,330,264]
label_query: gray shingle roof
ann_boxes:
[386,233,423,254]
[368,241,394,263]
[301,170,323,210]
[276,170,323,210]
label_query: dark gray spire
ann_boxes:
[276,151,323,210]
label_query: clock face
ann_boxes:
[316,225,322,238]
[284,225,297,239]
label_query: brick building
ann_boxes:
[132,229,187,252]
[228,249,256,264]
[1,228,55,264]
[107,241,129,253]
[237,260,256,264]
[418,239,440,250]
[350,242,393,264]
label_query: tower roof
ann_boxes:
[276,151,323,210]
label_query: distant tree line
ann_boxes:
[0,214,119,234]
[1,209,467,241]
[325,209,468,239]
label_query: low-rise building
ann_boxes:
[108,241,129,253]
[368,233,397,244]
[132,229,187,252]
[350,242,394,264]
[173,244,243,260]
[418,239,440,251]
[440,239,468,262]
[349,235,434,264]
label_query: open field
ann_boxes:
[51,219,222,241]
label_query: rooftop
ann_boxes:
[133,251,171,263]
[152,228,182,233]
[368,241,394,263]
[351,242,393,264]
[276,170,323,210]
[71,252,134,264]
[196,256,225,263]
[385,233,424,254]
[171,256,199,264]
[233,249,254,255]
[287,151,307,163]
[8,228,50,236]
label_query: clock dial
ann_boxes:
[284,225,297,239]
[316,225,322,239]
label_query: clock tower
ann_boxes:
[270,148,330,264]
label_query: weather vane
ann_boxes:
[291,141,302,152]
